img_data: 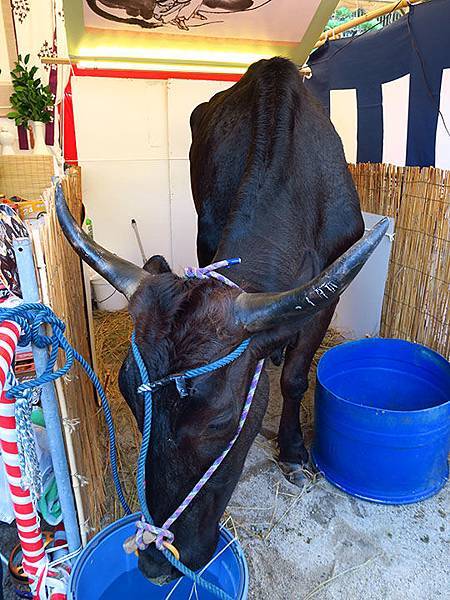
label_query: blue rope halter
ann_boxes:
[131,334,250,600]
[130,259,260,600]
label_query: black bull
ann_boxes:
[56,57,387,584]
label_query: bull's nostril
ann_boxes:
[149,574,174,586]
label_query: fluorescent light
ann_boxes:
[77,60,247,74]
[77,46,270,66]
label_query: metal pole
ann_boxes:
[13,237,81,554]
[131,218,147,265]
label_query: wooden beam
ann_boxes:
[40,56,311,77]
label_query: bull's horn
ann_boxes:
[55,182,149,300]
[234,217,389,332]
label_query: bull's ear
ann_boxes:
[143,255,172,275]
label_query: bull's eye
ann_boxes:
[208,411,233,432]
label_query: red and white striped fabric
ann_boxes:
[0,320,49,600]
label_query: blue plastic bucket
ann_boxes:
[68,514,248,599]
[312,338,450,504]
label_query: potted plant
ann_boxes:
[7,54,54,155]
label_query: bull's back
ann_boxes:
[189,57,363,271]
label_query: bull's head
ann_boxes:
[56,184,387,583]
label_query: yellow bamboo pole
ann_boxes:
[41,57,71,65]
[314,0,422,48]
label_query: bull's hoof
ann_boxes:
[279,462,308,486]
[279,460,318,487]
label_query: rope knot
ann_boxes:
[184,258,242,289]
[0,303,76,400]
[135,517,174,551]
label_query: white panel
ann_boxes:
[382,74,410,167]
[167,79,233,272]
[332,212,394,339]
[330,89,357,163]
[167,79,232,160]
[80,161,172,267]
[72,77,168,160]
[435,68,450,170]
[168,160,197,274]
[85,0,321,43]
[71,76,172,267]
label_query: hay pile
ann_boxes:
[93,309,343,527]
[93,310,139,523]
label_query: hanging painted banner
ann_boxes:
[85,0,317,40]
[64,0,340,71]
[3,0,69,149]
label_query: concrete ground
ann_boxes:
[229,363,449,600]
[0,361,448,599]
[0,523,18,600]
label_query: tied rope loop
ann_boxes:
[0,303,132,516]
[135,516,174,551]
[0,304,75,399]
[184,258,242,289]
[132,258,263,600]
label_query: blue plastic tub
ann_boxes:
[312,338,450,504]
[68,514,248,599]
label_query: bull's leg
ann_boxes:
[278,304,337,486]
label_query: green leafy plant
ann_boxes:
[325,7,382,35]
[7,54,54,127]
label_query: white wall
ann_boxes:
[0,2,11,85]
[72,76,233,272]
[72,77,173,267]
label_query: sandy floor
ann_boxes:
[231,363,449,600]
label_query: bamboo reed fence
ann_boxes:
[40,168,106,534]
[350,163,449,358]
[0,155,54,200]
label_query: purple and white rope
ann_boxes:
[184,259,242,290]
[160,358,264,538]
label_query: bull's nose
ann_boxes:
[138,549,180,585]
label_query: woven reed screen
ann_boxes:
[40,169,106,534]
[0,155,54,199]
[349,163,449,358]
